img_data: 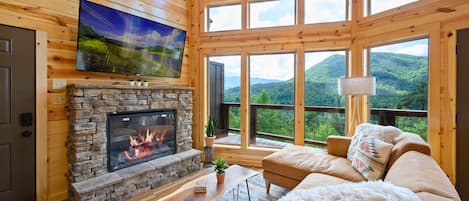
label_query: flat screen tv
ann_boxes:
[76,0,186,78]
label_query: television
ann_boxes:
[76,0,186,78]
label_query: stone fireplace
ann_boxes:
[66,84,201,201]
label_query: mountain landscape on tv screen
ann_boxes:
[76,0,186,77]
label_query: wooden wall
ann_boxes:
[0,0,192,200]
[190,0,469,184]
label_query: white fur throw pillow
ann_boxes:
[352,136,394,180]
[347,123,402,161]
[279,180,420,201]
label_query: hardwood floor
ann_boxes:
[129,165,289,201]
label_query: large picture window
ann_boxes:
[304,50,347,145]
[369,38,429,140]
[248,53,295,148]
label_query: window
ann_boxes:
[208,55,241,145]
[208,4,242,32]
[249,0,295,28]
[305,0,348,24]
[304,50,347,145]
[369,38,428,140]
[248,53,295,148]
[365,0,418,16]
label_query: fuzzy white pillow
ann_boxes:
[351,136,394,180]
[347,123,402,161]
[279,180,420,201]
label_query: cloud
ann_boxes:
[209,55,241,75]
[371,0,418,14]
[250,0,294,28]
[114,29,185,49]
[250,54,295,80]
[396,44,428,56]
[208,5,242,31]
[372,39,428,56]
[305,0,346,23]
[305,51,346,69]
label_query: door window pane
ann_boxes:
[249,0,295,28]
[248,53,295,148]
[369,38,428,140]
[208,56,241,146]
[304,51,346,145]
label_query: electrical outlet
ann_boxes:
[52,79,67,90]
[52,94,66,105]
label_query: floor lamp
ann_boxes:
[338,77,376,131]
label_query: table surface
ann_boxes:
[160,165,260,201]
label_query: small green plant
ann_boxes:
[204,116,217,137]
[212,158,229,174]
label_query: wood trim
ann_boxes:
[240,51,249,149]
[294,47,305,145]
[36,31,48,201]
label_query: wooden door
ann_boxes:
[457,28,469,200]
[0,24,36,201]
[208,61,226,135]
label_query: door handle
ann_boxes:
[22,130,33,137]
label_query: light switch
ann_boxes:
[52,79,67,90]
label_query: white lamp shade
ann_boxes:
[338,77,376,96]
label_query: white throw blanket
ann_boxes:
[279,181,420,201]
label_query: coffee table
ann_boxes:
[160,165,259,201]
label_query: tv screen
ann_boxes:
[76,0,186,78]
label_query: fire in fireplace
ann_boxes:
[107,110,176,172]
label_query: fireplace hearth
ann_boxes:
[107,110,177,172]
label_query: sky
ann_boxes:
[79,0,185,49]
[209,0,424,81]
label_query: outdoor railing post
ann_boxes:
[250,106,257,144]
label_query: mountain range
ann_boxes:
[224,52,428,110]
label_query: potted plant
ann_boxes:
[204,116,216,147]
[213,158,229,184]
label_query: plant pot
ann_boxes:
[216,173,225,184]
[205,136,216,147]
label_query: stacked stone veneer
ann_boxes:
[66,84,201,201]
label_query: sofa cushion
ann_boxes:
[351,136,393,180]
[262,145,365,182]
[388,132,431,168]
[347,123,402,161]
[417,192,455,201]
[294,173,351,190]
[385,151,461,201]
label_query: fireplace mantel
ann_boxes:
[66,85,200,201]
[69,84,194,91]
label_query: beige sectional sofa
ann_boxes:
[262,133,461,201]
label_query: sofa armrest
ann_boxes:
[327,136,352,158]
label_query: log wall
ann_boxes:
[0,0,191,200]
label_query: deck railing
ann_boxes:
[220,102,427,146]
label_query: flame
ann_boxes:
[123,126,170,161]
[129,136,139,146]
